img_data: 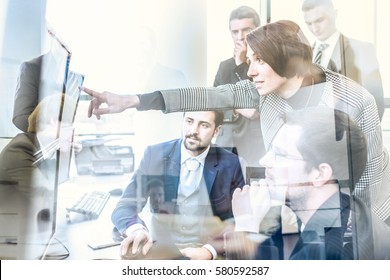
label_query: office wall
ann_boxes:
[0,0,46,137]
[376,0,390,99]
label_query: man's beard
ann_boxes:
[183,134,208,152]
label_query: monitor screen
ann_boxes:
[0,28,72,259]
[58,71,84,184]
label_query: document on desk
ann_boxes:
[86,223,122,250]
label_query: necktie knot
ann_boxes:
[313,43,329,64]
[180,158,201,198]
[185,158,200,171]
[317,43,329,52]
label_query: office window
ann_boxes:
[46,0,208,165]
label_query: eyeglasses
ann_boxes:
[268,145,305,162]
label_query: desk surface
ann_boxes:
[50,173,132,260]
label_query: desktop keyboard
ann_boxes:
[66,191,110,219]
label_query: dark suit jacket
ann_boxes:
[324,34,385,120]
[13,56,43,132]
[251,193,350,260]
[255,192,390,260]
[213,58,265,166]
[0,132,56,196]
[111,138,245,234]
[214,58,250,87]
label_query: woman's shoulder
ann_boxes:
[322,67,375,103]
[320,67,380,125]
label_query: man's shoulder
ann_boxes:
[341,34,375,53]
[22,55,43,67]
[145,139,181,155]
[20,56,43,75]
[218,57,236,68]
[341,33,369,45]
[210,144,240,160]
[148,138,181,149]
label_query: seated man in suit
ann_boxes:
[231,107,390,259]
[302,0,385,120]
[112,110,245,260]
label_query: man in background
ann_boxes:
[213,6,265,173]
[302,0,385,120]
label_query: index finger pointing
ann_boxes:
[80,86,105,100]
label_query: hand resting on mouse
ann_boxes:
[120,227,153,260]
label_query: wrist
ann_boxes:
[202,244,217,260]
[125,94,141,109]
[125,224,148,237]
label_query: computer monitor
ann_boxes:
[58,71,84,184]
[0,28,72,259]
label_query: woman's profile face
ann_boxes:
[246,45,287,97]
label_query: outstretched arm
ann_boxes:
[81,86,141,119]
[161,80,259,113]
[81,80,259,118]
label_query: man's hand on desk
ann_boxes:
[180,247,213,260]
[120,227,153,259]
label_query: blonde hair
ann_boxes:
[27,93,76,133]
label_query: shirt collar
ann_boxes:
[315,31,340,50]
[180,141,210,167]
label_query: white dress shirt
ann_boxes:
[313,31,340,68]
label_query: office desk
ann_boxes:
[50,173,132,260]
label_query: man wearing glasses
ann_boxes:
[231,107,390,260]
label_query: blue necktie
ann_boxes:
[180,158,201,197]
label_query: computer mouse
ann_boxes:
[109,188,123,196]
[121,244,143,260]
[37,208,51,221]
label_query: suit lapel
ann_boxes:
[163,140,181,201]
[330,35,343,73]
[331,34,357,80]
[340,35,359,81]
[203,146,218,195]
